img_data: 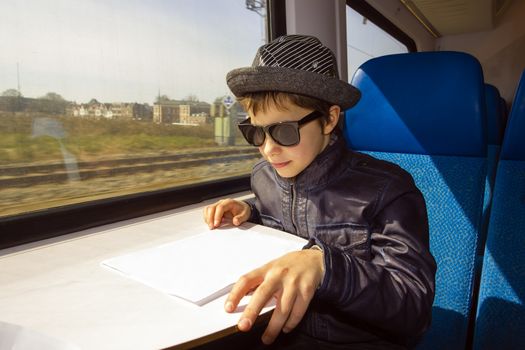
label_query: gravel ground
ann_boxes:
[0,158,258,217]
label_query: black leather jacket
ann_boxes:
[247,134,436,348]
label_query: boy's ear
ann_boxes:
[322,105,341,134]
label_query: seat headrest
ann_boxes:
[501,70,525,161]
[344,51,487,157]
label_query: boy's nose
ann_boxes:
[260,134,281,157]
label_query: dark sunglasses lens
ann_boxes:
[270,124,299,146]
[239,125,255,145]
[239,125,265,146]
[252,127,266,146]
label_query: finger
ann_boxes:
[225,270,264,313]
[233,201,251,226]
[213,199,239,227]
[282,286,314,333]
[212,202,228,228]
[212,204,224,227]
[232,210,247,226]
[238,277,278,333]
[262,288,296,344]
[204,205,217,228]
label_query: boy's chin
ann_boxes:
[275,167,301,178]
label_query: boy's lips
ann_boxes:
[271,161,291,169]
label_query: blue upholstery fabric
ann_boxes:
[479,145,499,257]
[473,70,525,350]
[501,70,525,161]
[473,162,525,349]
[345,51,486,157]
[366,151,485,350]
[344,52,488,350]
[480,84,504,255]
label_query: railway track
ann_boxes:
[0,148,260,188]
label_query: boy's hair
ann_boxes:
[237,91,333,126]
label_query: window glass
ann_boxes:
[346,6,408,79]
[0,0,265,218]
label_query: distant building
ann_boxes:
[111,103,153,121]
[153,101,180,124]
[153,100,210,125]
[69,101,152,121]
[180,112,208,125]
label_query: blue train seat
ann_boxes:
[485,84,504,146]
[479,84,505,254]
[344,51,487,350]
[500,96,509,130]
[473,70,525,350]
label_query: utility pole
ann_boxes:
[17,62,21,95]
[245,0,267,43]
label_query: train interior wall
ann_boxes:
[366,0,525,108]
[434,0,525,107]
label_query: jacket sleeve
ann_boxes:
[313,183,437,339]
[243,197,262,225]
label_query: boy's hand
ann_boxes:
[224,249,325,345]
[203,198,251,229]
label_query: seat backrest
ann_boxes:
[485,84,504,146]
[500,96,509,130]
[344,51,487,350]
[473,70,525,350]
[479,84,504,255]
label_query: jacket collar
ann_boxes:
[273,132,350,190]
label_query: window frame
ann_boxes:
[0,1,418,249]
[267,0,287,40]
[346,0,417,52]
[0,0,287,249]
[0,176,251,249]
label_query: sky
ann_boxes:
[0,0,264,104]
[346,6,408,78]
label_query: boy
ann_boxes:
[203,35,436,349]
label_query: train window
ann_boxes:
[346,1,415,77]
[0,0,265,219]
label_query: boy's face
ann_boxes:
[250,100,338,178]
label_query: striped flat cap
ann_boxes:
[227,35,360,110]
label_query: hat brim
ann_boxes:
[227,66,361,110]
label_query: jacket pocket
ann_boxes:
[260,214,285,231]
[314,223,371,259]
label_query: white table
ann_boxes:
[0,195,300,350]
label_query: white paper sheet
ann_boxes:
[101,224,307,306]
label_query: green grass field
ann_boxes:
[0,113,222,165]
[0,112,255,217]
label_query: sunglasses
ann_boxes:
[238,110,324,147]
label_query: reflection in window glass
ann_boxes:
[346,6,408,79]
[0,0,265,218]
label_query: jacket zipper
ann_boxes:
[290,182,298,233]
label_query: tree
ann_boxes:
[1,89,22,97]
[30,92,68,114]
[184,94,199,102]
[40,92,65,101]
[155,94,171,103]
